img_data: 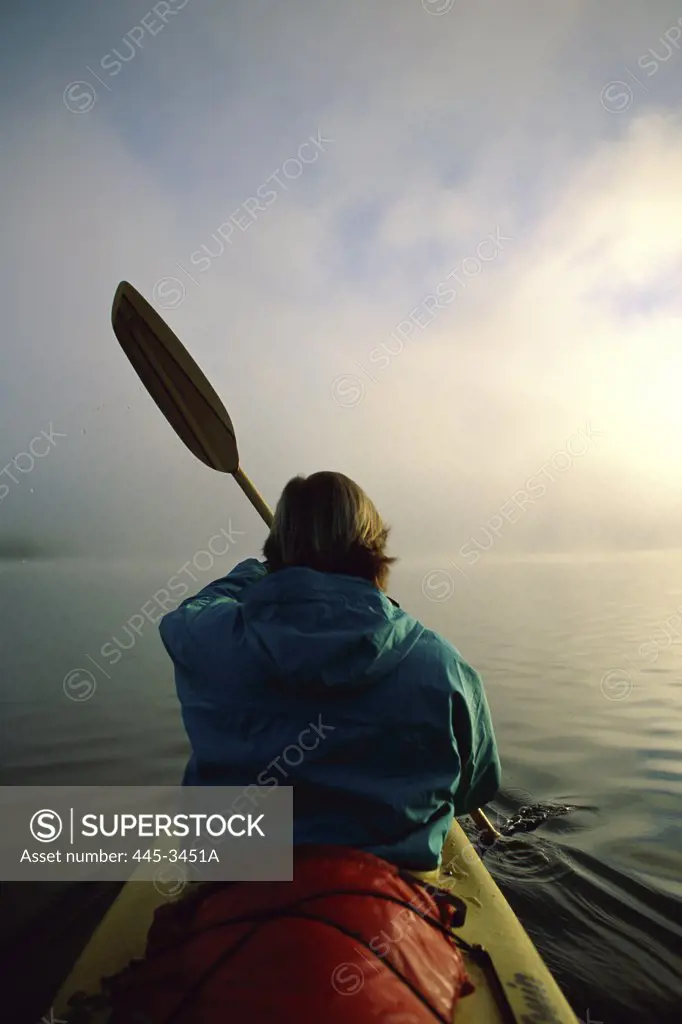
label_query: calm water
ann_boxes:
[1,552,681,1022]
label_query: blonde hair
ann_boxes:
[263,472,396,587]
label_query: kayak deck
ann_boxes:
[53,821,578,1023]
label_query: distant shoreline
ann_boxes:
[3,548,682,566]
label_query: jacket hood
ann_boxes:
[239,567,424,691]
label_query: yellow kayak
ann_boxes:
[53,821,578,1023]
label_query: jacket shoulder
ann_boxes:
[409,621,464,665]
[407,624,479,693]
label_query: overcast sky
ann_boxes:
[1,0,682,561]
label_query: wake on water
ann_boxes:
[497,801,574,837]
[466,795,577,884]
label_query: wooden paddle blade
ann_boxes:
[111,282,239,473]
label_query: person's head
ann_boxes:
[263,471,396,589]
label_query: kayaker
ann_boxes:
[159,470,501,871]
[103,472,501,1023]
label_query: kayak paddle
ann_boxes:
[111,281,272,525]
[110,281,501,843]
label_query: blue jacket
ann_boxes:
[159,558,501,870]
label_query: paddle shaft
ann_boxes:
[233,467,274,527]
[470,808,500,841]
